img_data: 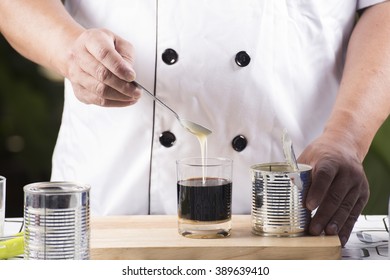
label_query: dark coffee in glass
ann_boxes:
[176,158,232,238]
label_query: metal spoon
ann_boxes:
[282,129,299,171]
[133,81,212,136]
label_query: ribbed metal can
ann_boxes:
[23,182,90,260]
[251,163,312,237]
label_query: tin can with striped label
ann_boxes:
[251,162,312,237]
[24,182,90,260]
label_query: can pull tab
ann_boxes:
[282,129,299,171]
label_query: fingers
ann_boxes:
[309,180,357,236]
[337,196,368,246]
[66,28,141,107]
[71,77,140,107]
[84,32,136,82]
[305,158,337,211]
[299,134,370,247]
[114,35,136,67]
[308,172,346,236]
[71,51,141,102]
[307,159,369,247]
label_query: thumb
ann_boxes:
[114,35,136,81]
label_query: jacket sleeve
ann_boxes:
[358,0,389,10]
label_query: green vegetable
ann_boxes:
[0,232,24,259]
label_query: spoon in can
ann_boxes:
[133,81,212,136]
[282,129,299,171]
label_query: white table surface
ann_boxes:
[342,215,388,260]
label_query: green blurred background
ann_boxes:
[1,35,389,217]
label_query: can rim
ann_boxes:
[23,181,90,194]
[176,157,232,167]
[250,162,312,173]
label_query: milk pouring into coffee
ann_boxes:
[193,127,208,183]
[176,123,233,238]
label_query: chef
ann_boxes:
[0,0,389,246]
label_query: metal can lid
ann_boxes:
[23,182,90,194]
[250,162,312,173]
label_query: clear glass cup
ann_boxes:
[0,176,5,237]
[176,157,233,238]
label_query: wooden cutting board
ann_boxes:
[90,215,341,260]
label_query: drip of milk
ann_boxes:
[195,131,208,185]
[183,121,211,185]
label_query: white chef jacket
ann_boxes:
[53,0,387,216]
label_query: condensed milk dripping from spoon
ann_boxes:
[180,120,212,185]
[132,81,213,184]
[133,81,212,137]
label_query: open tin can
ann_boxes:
[23,182,90,260]
[251,162,312,237]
